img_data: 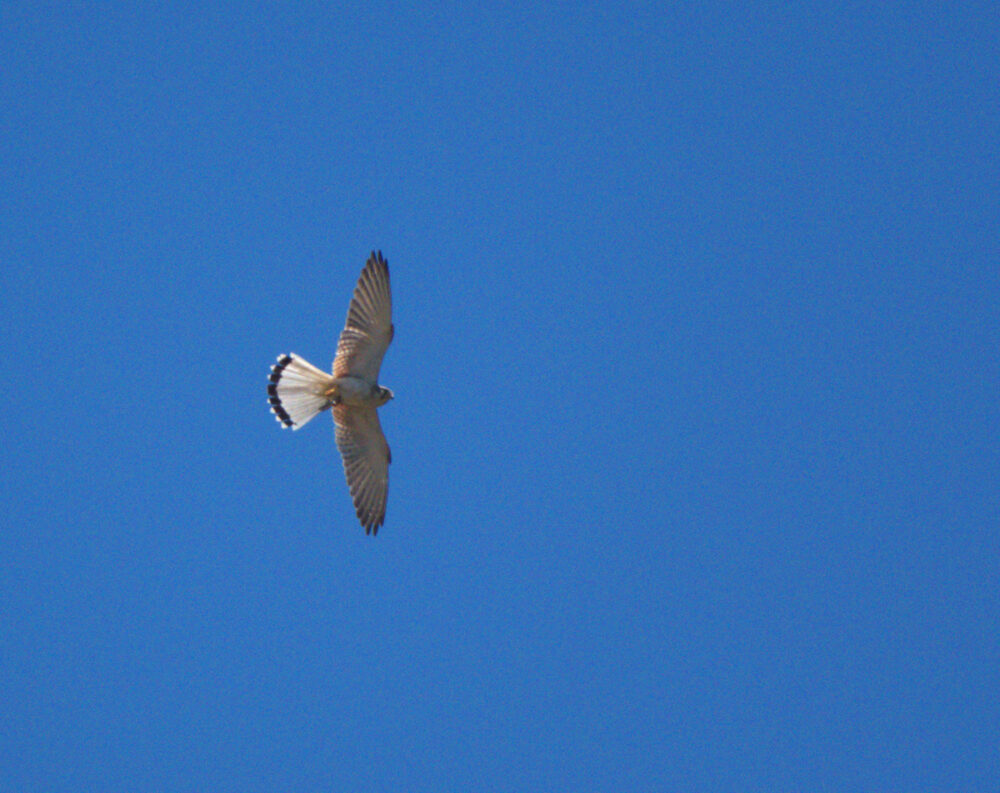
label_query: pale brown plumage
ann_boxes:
[333,251,394,381]
[332,252,394,534]
[267,250,395,535]
[333,403,391,534]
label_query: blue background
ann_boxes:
[2,2,998,790]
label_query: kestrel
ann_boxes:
[267,251,394,535]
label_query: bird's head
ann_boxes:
[376,386,394,406]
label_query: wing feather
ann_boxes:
[333,404,390,534]
[333,251,393,382]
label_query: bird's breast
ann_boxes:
[334,376,377,406]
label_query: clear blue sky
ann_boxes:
[2,2,997,790]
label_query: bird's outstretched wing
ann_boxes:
[333,403,390,534]
[333,250,393,382]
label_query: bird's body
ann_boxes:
[327,376,393,408]
[267,251,394,534]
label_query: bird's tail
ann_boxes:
[267,353,336,430]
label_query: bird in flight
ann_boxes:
[267,251,394,535]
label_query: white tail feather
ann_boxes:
[267,353,335,430]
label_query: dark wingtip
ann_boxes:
[368,249,388,273]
